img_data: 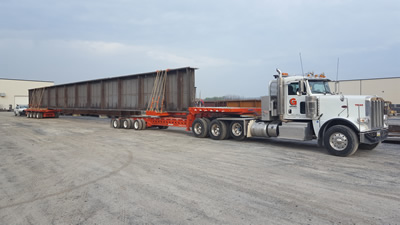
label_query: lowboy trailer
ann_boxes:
[26,68,389,157]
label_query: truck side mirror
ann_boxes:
[297,80,305,96]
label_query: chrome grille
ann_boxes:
[368,98,385,129]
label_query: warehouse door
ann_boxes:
[14,96,28,109]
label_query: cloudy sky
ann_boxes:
[0,0,399,98]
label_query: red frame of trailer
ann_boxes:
[26,108,61,118]
[135,107,262,131]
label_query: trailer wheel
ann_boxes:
[140,119,146,130]
[358,142,380,150]
[122,119,132,129]
[111,118,121,129]
[324,125,359,156]
[209,119,229,140]
[128,119,135,129]
[230,121,246,140]
[192,118,209,138]
[133,119,142,130]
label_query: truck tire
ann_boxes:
[192,118,209,138]
[230,121,246,140]
[209,119,229,140]
[324,125,359,156]
[133,119,142,130]
[111,118,121,129]
[359,142,380,150]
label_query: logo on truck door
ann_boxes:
[289,98,297,106]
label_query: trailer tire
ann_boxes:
[128,119,135,129]
[324,125,359,157]
[133,119,142,130]
[230,121,246,140]
[111,118,121,129]
[358,142,380,150]
[140,119,146,130]
[192,118,209,138]
[122,119,132,129]
[209,119,229,140]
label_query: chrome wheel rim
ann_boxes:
[329,132,348,151]
[211,124,220,136]
[231,123,242,137]
[194,123,202,134]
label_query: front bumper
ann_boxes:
[360,129,388,144]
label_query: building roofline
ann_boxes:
[0,78,54,83]
[337,76,400,82]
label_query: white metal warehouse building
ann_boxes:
[0,78,54,110]
[329,77,400,104]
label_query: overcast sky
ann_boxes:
[1,0,399,98]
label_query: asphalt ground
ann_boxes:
[0,112,399,224]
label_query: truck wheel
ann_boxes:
[122,119,132,129]
[111,118,121,129]
[209,119,229,140]
[359,142,380,150]
[192,118,209,138]
[230,121,246,140]
[133,119,142,130]
[324,125,359,156]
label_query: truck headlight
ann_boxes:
[384,115,388,127]
[357,117,370,124]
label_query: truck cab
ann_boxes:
[259,70,388,156]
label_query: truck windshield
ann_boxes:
[308,80,332,94]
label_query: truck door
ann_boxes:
[284,82,307,120]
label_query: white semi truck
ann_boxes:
[110,69,389,157]
[239,69,388,156]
